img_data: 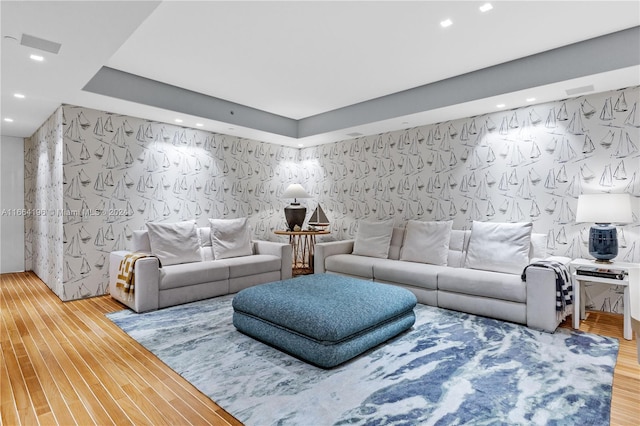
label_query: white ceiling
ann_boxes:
[2,1,640,148]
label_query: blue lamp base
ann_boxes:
[589,223,618,263]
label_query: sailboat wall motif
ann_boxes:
[24,89,640,317]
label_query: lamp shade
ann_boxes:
[575,193,633,224]
[282,184,312,200]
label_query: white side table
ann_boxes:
[569,258,637,341]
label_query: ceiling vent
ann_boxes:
[565,84,594,96]
[20,33,61,54]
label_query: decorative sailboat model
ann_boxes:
[308,204,329,230]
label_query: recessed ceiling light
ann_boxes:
[496,104,506,108]
[479,3,493,13]
[298,144,304,148]
[30,54,44,62]
[440,19,453,28]
[195,123,203,127]
[526,97,536,102]
[14,93,25,99]
[4,118,14,122]
[174,118,183,123]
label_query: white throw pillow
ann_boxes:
[209,217,253,259]
[400,220,452,265]
[352,219,394,259]
[465,221,533,275]
[146,220,201,266]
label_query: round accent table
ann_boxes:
[274,230,330,276]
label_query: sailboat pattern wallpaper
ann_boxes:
[23,108,64,298]
[25,105,301,301]
[24,86,639,314]
[298,86,639,314]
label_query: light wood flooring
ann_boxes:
[2,272,240,425]
[2,271,639,425]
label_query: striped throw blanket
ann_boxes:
[116,253,157,299]
[521,260,573,322]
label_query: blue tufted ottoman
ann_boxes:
[232,274,417,368]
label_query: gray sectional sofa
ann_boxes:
[315,222,571,333]
[109,224,292,313]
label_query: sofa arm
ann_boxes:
[525,256,572,333]
[253,240,293,280]
[314,240,354,274]
[109,251,160,313]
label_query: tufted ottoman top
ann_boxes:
[232,274,417,344]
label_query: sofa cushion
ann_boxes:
[197,226,214,261]
[352,219,394,259]
[465,221,532,275]
[219,254,282,278]
[447,230,470,267]
[388,227,405,260]
[438,267,526,303]
[325,254,376,278]
[374,259,444,290]
[159,261,229,290]
[530,233,547,261]
[146,220,201,266]
[209,217,253,259]
[132,230,152,252]
[400,220,452,265]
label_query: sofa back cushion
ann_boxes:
[446,229,544,267]
[132,230,152,252]
[146,220,201,266]
[349,221,546,271]
[464,221,533,275]
[133,227,216,261]
[388,227,405,260]
[352,219,395,259]
[530,232,547,261]
[447,229,471,268]
[209,217,253,259]
[197,227,215,261]
[400,220,452,265]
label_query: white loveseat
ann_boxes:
[315,221,570,333]
[109,224,292,313]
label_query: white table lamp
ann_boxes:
[282,184,312,231]
[575,193,633,263]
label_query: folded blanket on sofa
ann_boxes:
[522,261,573,322]
[116,253,159,298]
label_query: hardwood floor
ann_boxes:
[1,272,240,426]
[559,311,640,426]
[2,271,639,425]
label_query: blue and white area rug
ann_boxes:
[107,295,619,425]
